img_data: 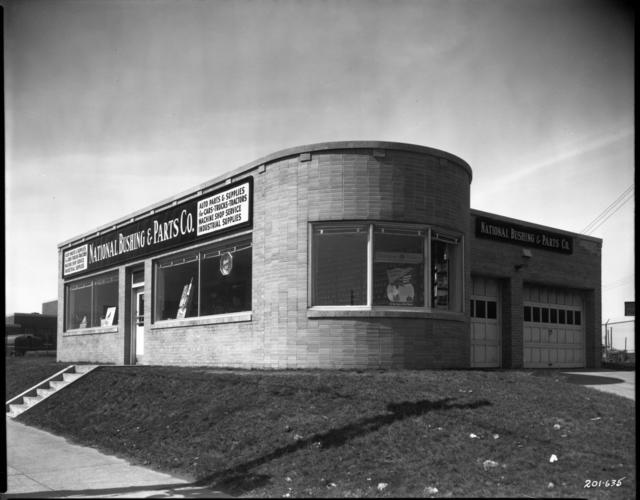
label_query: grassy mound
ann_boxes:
[19,367,635,498]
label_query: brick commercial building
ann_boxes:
[57,141,601,369]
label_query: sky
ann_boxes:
[4,0,635,347]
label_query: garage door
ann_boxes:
[523,285,585,368]
[470,277,501,367]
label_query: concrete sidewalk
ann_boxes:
[4,418,230,498]
[562,370,635,400]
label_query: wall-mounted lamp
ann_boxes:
[515,248,532,270]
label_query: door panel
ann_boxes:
[471,277,501,368]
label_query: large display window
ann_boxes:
[373,227,425,306]
[154,236,252,321]
[65,272,119,330]
[311,223,462,311]
[312,225,368,305]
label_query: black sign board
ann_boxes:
[63,178,253,278]
[475,216,573,254]
[624,301,635,316]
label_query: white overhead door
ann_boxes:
[523,285,585,368]
[471,277,501,368]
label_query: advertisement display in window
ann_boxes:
[373,228,424,307]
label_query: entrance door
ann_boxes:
[135,290,145,358]
[470,277,501,367]
[128,268,144,364]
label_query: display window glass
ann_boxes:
[65,272,118,330]
[431,234,462,311]
[310,222,462,311]
[201,242,252,315]
[154,236,252,321]
[312,225,368,306]
[373,228,424,307]
[155,255,200,320]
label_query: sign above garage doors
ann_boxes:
[476,216,573,254]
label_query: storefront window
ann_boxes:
[201,242,252,315]
[154,236,252,321]
[312,225,368,305]
[310,223,462,311]
[431,234,461,311]
[373,227,424,306]
[65,272,118,329]
[155,255,200,320]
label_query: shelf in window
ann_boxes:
[151,311,252,329]
[63,326,119,336]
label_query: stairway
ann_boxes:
[6,365,99,418]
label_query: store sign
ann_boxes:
[475,216,573,254]
[63,178,253,277]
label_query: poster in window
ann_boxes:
[386,267,415,305]
[176,278,194,319]
[104,307,117,326]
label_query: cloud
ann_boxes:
[475,127,634,198]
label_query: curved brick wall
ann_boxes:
[252,144,472,368]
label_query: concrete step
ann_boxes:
[23,395,44,406]
[36,387,56,398]
[74,364,98,374]
[9,403,29,418]
[49,380,70,391]
[6,364,100,419]
[62,372,83,383]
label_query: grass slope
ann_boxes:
[19,367,635,498]
[5,355,66,400]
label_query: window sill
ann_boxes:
[151,311,252,329]
[63,326,119,336]
[307,307,466,320]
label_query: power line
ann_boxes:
[603,275,635,290]
[581,184,634,234]
[584,194,633,234]
[582,184,633,233]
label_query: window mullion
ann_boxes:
[90,280,95,328]
[426,228,432,309]
[197,254,202,316]
[367,224,373,307]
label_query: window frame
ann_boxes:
[152,232,253,325]
[64,270,119,332]
[308,221,464,314]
